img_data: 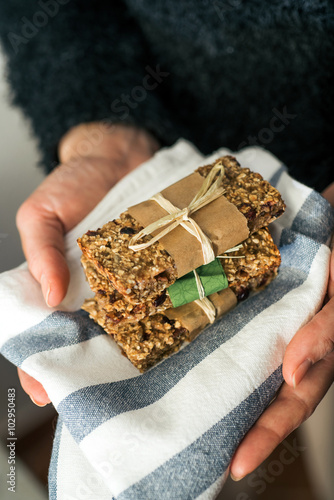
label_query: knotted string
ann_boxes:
[129,161,226,265]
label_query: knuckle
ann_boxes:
[16,199,34,229]
[293,393,313,422]
[308,314,334,358]
[322,337,334,357]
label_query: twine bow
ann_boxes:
[128,161,226,265]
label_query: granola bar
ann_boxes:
[82,227,281,328]
[82,228,281,371]
[81,255,169,322]
[78,156,285,305]
[83,264,277,372]
[78,212,177,303]
[83,305,188,371]
[197,156,285,233]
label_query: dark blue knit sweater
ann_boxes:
[0,0,333,191]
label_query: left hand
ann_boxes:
[230,183,334,481]
[16,122,159,406]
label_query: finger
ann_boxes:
[282,296,334,387]
[16,201,70,307]
[230,352,334,480]
[17,368,51,406]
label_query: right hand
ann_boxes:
[230,183,334,481]
[16,122,159,405]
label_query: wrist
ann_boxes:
[58,122,160,167]
[322,182,334,208]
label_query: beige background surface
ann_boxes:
[0,53,44,274]
[0,52,49,500]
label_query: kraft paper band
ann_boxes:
[128,164,249,278]
[165,287,237,341]
[129,160,227,263]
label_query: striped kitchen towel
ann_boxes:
[0,140,333,500]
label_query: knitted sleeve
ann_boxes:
[0,0,177,172]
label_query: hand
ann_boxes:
[16,122,159,405]
[229,184,334,481]
[17,123,159,306]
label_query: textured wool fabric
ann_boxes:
[0,1,333,191]
[0,142,333,499]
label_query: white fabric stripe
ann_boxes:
[234,146,282,181]
[21,335,138,406]
[0,264,51,341]
[274,171,312,239]
[56,421,112,500]
[80,245,329,496]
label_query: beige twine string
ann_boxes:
[194,297,216,324]
[217,243,245,259]
[128,161,226,265]
[193,269,205,300]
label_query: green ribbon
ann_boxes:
[168,258,228,308]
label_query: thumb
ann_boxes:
[283,296,334,387]
[16,200,70,307]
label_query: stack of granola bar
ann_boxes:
[78,156,285,371]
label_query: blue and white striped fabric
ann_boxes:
[1,141,333,500]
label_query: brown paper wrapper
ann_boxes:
[165,287,237,341]
[128,172,249,278]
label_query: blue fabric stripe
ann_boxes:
[48,416,61,500]
[0,309,103,367]
[289,191,334,245]
[117,366,283,500]
[58,233,319,442]
[269,164,287,187]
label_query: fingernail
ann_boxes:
[40,274,51,307]
[230,473,244,482]
[292,359,312,388]
[29,395,48,407]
